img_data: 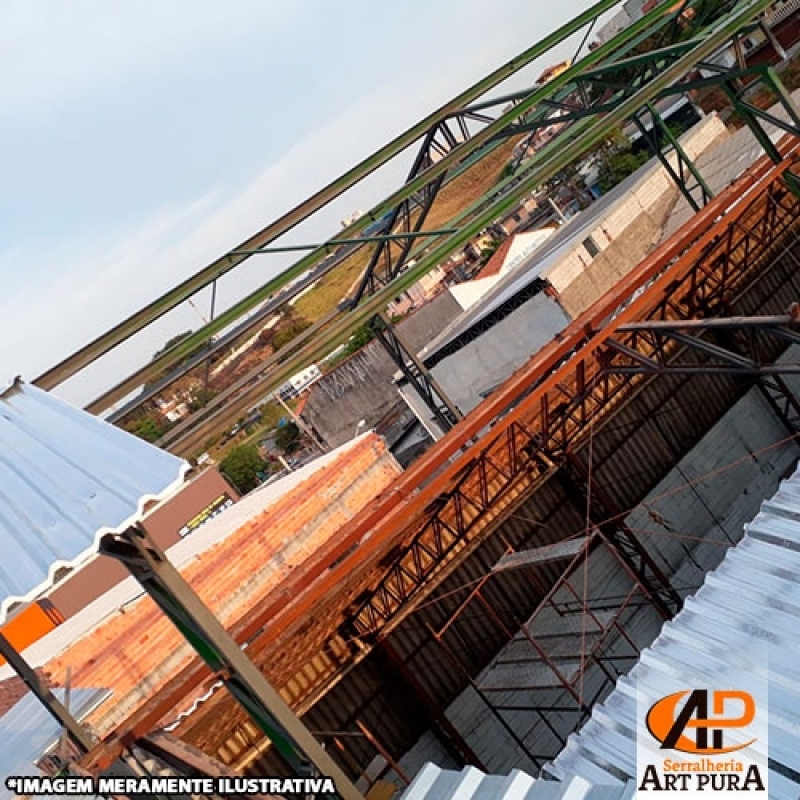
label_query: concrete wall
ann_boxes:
[428,293,571,417]
[302,292,462,448]
[546,113,730,318]
[385,374,800,784]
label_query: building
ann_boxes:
[0,433,403,741]
[276,364,322,400]
[398,113,730,437]
[449,228,556,311]
[299,291,463,454]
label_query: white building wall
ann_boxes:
[545,113,729,297]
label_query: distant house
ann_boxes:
[449,228,556,311]
[386,264,449,317]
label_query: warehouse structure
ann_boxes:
[4,2,800,797]
[397,459,800,798]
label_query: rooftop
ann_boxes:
[0,379,189,622]
[548,462,800,796]
[0,433,402,736]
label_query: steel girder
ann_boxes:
[33,0,638,396]
[343,151,800,641]
[603,314,800,375]
[156,3,782,458]
[368,314,462,430]
[73,141,800,779]
[35,0,774,429]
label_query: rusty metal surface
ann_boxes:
[80,141,800,772]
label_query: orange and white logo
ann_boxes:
[646,689,756,755]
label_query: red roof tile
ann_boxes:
[38,434,401,734]
[0,672,56,718]
[474,236,516,279]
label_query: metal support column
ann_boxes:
[723,67,800,195]
[98,524,364,800]
[369,312,462,432]
[0,633,95,754]
[632,101,713,212]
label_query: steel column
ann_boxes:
[98,524,364,800]
[369,313,462,432]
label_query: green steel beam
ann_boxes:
[232,229,460,255]
[33,0,627,393]
[83,0,736,416]
[160,0,774,456]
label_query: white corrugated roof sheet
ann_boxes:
[0,687,110,799]
[547,463,800,797]
[400,764,636,800]
[0,379,189,621]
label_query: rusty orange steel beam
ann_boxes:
[248,142,800,646]
[81,138,800,770]
[293,136,800,549]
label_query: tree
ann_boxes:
[219,444,268,494]
[188,387,217,411]
[275,420,301,454]
[152,331,193,361]
[125,413,168,443]
[273,318,312,351]
[597,148,649,193]
[344,324,375,355]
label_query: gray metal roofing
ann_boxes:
[400,763,637,800]
[0,687,110,799]
[547,462,800,798]
[0,379,189,621]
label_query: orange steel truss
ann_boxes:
[81,137,800,772]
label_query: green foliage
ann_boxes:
[344,324,375,355]
[478,237,502,266]
[275,420,301,453]
[597,148,649,193]
[498,162,516,183]
[188,387,217,411]
[126,414,169,443]
[152,331,193,361]
[258,400,284,430]
[273,318,312,351]
[219,443,268,494]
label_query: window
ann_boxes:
[583,235,601,258]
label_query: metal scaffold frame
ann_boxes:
[421,531,654,772]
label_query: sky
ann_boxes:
[0,0,603,407]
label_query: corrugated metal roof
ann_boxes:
[547,462,800,796]
[400,763,637,800]
[0,687,110,800]
[0,379,189,621]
